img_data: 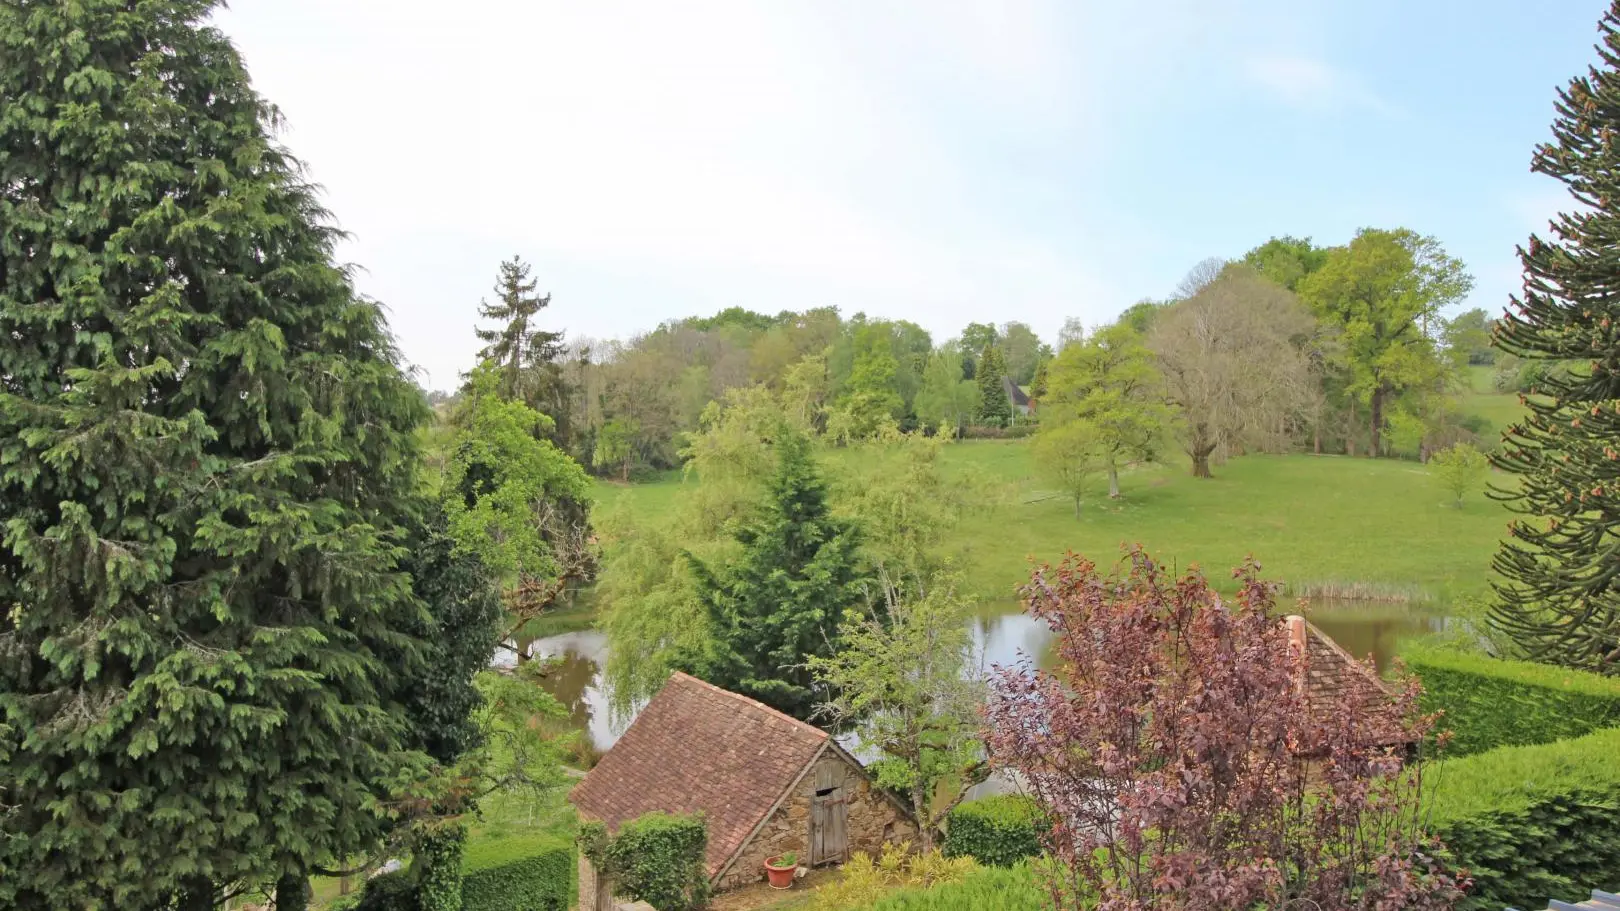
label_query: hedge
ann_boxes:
[580,811,708,911]
[942,795,1047,867]
[1426,726,1620,911]
[460,835,573,911]
[1401,644,1620,757]
[859,863,1046,910]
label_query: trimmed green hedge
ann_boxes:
[1426,727,1620,911]
[1401,644,1620,757]
[942,795,1047,867]
[580,812,708,911]
[460,835,573,911]
[860,863,1045,910]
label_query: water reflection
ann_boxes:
[519,598,1447,752]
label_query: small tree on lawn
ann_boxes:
[984,549,1464,911]
[809,571,986,851]
[1431,442,1489,508]
[1032,418,1107,518]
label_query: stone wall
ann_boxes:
[716,750,917,891]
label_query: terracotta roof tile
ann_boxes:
[1286,615,1406,741]
[569,672,828,877]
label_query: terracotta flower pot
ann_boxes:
[764,855,797,890]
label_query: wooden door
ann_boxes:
[810,762,850,865]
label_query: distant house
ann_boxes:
[1002,376,1032,419]
[569,673,916,906]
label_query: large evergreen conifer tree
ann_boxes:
[0,2,444,906]
[472,256,572,445]
[1491,2,1620,674]
[683,431,868,721]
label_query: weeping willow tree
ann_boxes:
[1490,2,1620,674]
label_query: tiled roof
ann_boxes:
[1511,888,1620,911]
[1285,615,1405,739]
[569,672,829,877]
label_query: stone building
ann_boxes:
[569,672,916,908]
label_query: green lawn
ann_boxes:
[1460,364,1525,445]
[594,443,1514,604]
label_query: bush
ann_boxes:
[349,871,419,911]
[808,844,976,911]
[858,863,1046,911]
[580,812,708,911]
[1426,727,1620,911]
[942,795,1048,867]
[460,835,573,911]
[1401,644,1620,757]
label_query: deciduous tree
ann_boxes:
[914,348,982,437]
[1032,419,1107,517]
[1430,443,1489,508]
[810,573,985,851]
[984,551,1462,911]
[1149,266,1316,477]
[1041,325,1173,497]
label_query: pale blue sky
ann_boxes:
[215,0,1603,390]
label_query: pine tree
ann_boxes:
[1491,4,1620,674]
[683,431,869,721]
[976,343,1012,427]
[473,256,572,444]
[0,3,444,906]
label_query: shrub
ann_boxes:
[809,843,977,911]
[857,862,1046,911]
[942,796,1047,866]
[1426,727,1620,911]
[460,835,573,911]
[579,812,708,911]
[349,871,419,911]
[1401,644,1620,757]
[417,827,466,911]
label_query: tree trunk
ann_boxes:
[912,784,934,852]
[1108,464,1121,499]
[1191,446,1214,479]
[276,873,312,911]
[1073,496,1082,519]
[178,878,214,911]
[1313,424,1321,455]
[1369,386,1385,457]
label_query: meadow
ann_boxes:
[595,441,1516,605]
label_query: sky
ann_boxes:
[213,0,1606,392]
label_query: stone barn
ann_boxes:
[569,672,916,907]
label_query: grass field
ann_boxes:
[594,443,1515,604]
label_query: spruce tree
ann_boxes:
[1490,3,1620,674]
[473,256,572,444]
[0,2,442,907]
[976,343,1012,427]
[683,431,868,721]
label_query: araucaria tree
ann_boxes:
[0,2,448,907]
[683,430,868,721]
[985,551,1462,911]
[1492,3,1620,674]
[473,256,572,444]
[1150,266,1316,478]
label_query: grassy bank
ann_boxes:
[594,444,1512,604]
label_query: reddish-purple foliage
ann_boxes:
[984,549,1466,911]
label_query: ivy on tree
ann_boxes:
[0,2,447,907]
[1491,2,1620,674]
[682,430,869,721]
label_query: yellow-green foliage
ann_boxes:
[809,844,977,911]
[1425,728,1620,910]
[854,863,1046,911]
[1402,644,1620,756]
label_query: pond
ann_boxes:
[506,599,1450,753]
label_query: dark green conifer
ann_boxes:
[683,431,868,721]
[976,344,1012,427]
[472,256,573,445]
[0,2,447,906]
[1491,3,1620,674]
